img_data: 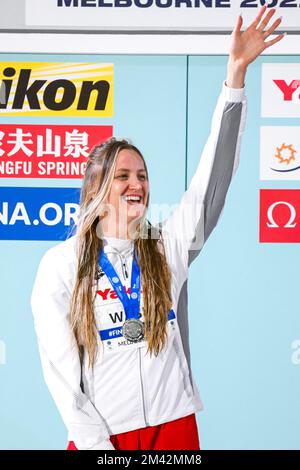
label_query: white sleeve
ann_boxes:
[31,248,115,450]
[160,79,248,267]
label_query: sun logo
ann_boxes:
[275,143,297,165]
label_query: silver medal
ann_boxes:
[122,318,144,343]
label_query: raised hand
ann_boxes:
[229,5,285,68]
[226,5,285,88]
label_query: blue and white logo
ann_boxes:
[0,187,80,240]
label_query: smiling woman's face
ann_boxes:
[101,148,149,238]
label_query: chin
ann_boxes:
[127,205,146,218]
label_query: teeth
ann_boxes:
[124,196,141,202]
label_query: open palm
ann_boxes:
[229,5,285,68]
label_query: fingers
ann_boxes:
[251,4,268,28]
[264,33,286,49]
[262,16,282,39]
[257,8,280,32]
[233,14,243,35]
[251,5,280,32]
[249,5,283,38]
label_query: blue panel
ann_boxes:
[187,55,300,450]
[0,187,79,240]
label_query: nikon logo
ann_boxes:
[0,62,114,117]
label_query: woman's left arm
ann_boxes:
[160,6,285,266]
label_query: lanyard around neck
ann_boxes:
[98,248,141,320]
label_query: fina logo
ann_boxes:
[0,187,80,241]
[0,201,79,226]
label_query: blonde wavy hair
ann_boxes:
[69,137,173,369]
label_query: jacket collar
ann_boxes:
[102,236,134,256]
[69,232,135,257]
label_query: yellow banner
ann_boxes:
[0,62,113,117]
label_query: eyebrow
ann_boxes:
[115,168,147,172]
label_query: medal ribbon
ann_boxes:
[98,248,141,320]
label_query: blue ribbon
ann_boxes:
[98,248,141,321]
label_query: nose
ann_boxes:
[128,175,143,190]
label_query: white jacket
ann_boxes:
[31,80,247,450]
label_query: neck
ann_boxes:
[100,220,138,240]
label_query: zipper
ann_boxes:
[106,251,128,280]
[104,246,129,281]
[122,260,129,279]
[138,348,150,426]
[117,253,128,280]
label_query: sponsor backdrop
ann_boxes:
[0,8,300,454]
[24,0,300,32]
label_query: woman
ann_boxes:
[31,6,285,451]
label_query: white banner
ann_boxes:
[261,63,300,118]
[25,0,298,31]
[260,126,300,180]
